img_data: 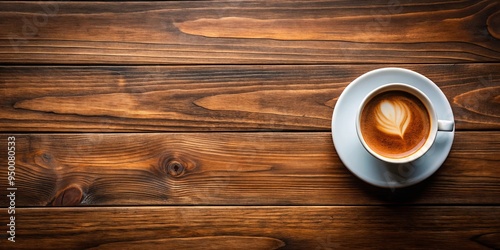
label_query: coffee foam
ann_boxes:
[375,100,411,138]
[360,91,430,159]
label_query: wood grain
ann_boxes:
[0,64,499,132]
[0,0,499,64]
[0,132,498,207]
[4,206,499,249]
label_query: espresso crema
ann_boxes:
[360,91,431,159]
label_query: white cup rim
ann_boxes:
[355,83,438,164]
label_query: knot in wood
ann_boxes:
[487,11,500,40]
[53,186,83,206]
[167,161,185,177]
[42,153,52,163]
[157,154,196,178]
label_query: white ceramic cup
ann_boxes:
[356,83,454,164]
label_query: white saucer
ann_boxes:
[331,68,455,188]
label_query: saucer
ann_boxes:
[331,68,454,188]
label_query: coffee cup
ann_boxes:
[356,83,454,164]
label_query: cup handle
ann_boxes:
[438,120,454,131]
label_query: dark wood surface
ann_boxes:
[0,64,499,132]
[0,0,499,64]
[6,206,500,249]
[1,0,499,249]
[0,132,499,207]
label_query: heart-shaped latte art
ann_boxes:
[375,100,411,138]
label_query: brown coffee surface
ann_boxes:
[360,91,430,159]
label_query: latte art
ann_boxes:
[360,91,431,159]
[375,100,411,138]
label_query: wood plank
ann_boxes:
[1,64,499,132]
[0,0,499,64]
[3,206,499,249]
[0,132,499,206]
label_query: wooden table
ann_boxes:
[1,1,499,249]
